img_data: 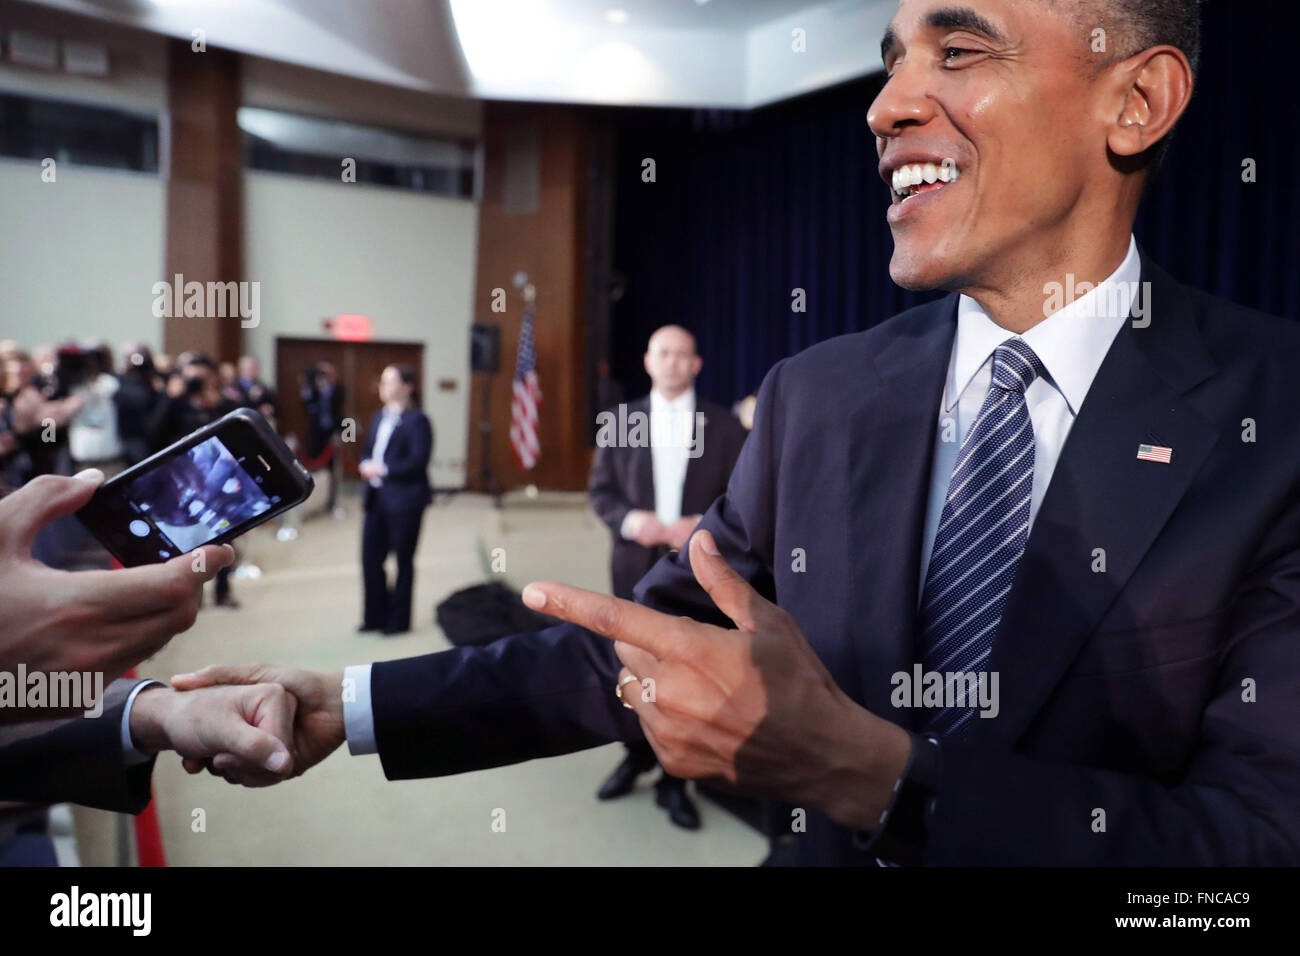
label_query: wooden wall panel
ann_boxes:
[163,40,243,363]
[467,102,591,493]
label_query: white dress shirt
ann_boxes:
[363,408,401,488]
[619,387,697,540]
[346,238,1143,757]
[917,234,1142,599]
[69,373,123,462]
[120,680,164,765]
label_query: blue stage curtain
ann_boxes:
[609,0,1295,409]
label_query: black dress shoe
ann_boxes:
[597,755,647,800]
[655,778,701,830]
[382,626,409,636]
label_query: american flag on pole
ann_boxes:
[509,303,542,469]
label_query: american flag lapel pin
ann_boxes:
[1136,442,1174,464]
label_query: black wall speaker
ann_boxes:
[470,323,500,373]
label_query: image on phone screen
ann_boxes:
[125,435,275,555]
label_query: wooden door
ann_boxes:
[275,338,425,478]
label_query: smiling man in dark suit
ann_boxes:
[587,325,747,828]
[179,0,1300,865]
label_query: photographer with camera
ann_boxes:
[1,347,83,487]
[300,361,345,516]
[66,342,125,479]
[152,354,242,608]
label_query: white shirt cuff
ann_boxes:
[121,680,166,766]
[620,511,643,541]
[343,663,378,755]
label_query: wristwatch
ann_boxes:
[851,731,942,865]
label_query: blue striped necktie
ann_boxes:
[918,338,1045,736]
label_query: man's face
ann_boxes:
[644,329,701,395]
[869,0,1105,291]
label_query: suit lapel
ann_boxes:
[681,400,711,514]
[632,397,654,511]
[978,255,1219,748]
[847,300,956,715]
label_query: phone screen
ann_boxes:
[77,407,313,565]
[124,434,276,556]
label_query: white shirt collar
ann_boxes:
[651,387,695,412]
[949,234,1141,414]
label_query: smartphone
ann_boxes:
[77,407,314,567]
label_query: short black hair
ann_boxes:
[1093,0,1201,78]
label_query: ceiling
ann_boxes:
[13,0,893,108]
[570,0,815,31]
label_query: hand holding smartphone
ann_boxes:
[77,407,314,567]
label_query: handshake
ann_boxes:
[135,665,346,786]
[0,472,351,793]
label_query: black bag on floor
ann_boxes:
[435,581,559,647]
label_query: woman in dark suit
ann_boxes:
[358,364,432,635]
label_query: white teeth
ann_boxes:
[890,160,960,197]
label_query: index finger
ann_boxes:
[521,582,696,659]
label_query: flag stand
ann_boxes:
[477,367,502,508]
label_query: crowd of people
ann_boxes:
[0,341,280,605]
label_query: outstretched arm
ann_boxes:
[0,680,297,809]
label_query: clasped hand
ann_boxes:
[163,531,912,831]
[129,682,296,785]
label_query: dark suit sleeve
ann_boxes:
[383,413,432,482]
[360,411,377,460]
[587,443,633,535]
[0,679,156,814]
[371,623,642,779]
[370,366,790,781]
[634,378,783,620]
[715,407,749,490]
[922,495,1300,865]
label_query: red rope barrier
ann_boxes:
[297,439,336,472]
[113,556,167,867]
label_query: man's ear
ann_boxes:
[643,352,653,378]
[690,356,703,379]
[1106,45,1194,161]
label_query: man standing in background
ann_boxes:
[587,325,747,829]
[302,361,346,517]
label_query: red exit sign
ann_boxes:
[324,314,373,341]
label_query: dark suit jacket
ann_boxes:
[366,252,1300,865]
[588,395,748,599]
[361,408,433,514]
[0,679,156,813]
[302,382,345,458]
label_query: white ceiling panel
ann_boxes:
[12,0,892,108]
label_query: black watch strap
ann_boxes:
[851,731,942,865]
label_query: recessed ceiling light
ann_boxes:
[605,9,629,25]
